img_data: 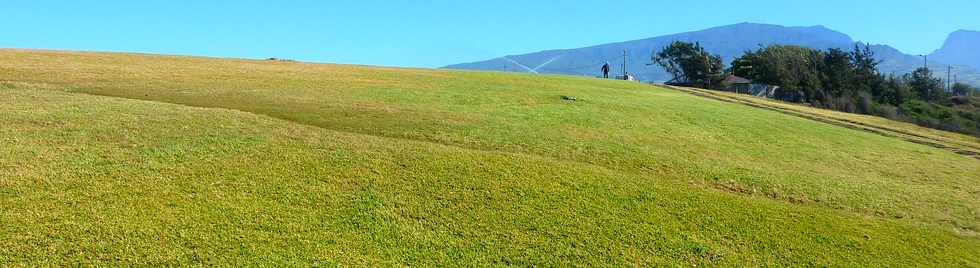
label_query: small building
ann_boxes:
[722,75,753,93]
[721,75,779,98]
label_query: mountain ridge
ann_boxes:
[446,23,980,86]
[930,29,980,70]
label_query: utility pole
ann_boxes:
[948,66,952,92]
[922,55,928,70]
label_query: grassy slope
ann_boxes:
[668,85,980,154]
[0,49,978,265]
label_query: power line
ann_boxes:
[499,51,653,78]
[531,55,628,72]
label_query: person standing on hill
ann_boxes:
[601,62,610,79]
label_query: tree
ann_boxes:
[850,44,883,100]
[731,45,824,103]
[879,75,912,106]
[952,83,979,96]
[728,43,980,136]
[653,41,724,88]
[906,67,945,102]
[820,48,853,97]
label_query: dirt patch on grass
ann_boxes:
[707,179,813,205]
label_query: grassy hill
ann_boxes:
[1,49,978,266]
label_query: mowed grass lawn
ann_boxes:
[1,49,978,266]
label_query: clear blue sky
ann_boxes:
[2,0,977,67]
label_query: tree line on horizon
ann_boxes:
[654,41,980,136]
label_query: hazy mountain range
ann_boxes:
[445,23,980,86]
[931,30,980,70]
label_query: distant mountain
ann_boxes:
[930,30,980,69]
[446,23,980,86]
[872,44,929,75]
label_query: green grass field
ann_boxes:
[1,49,978,266]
